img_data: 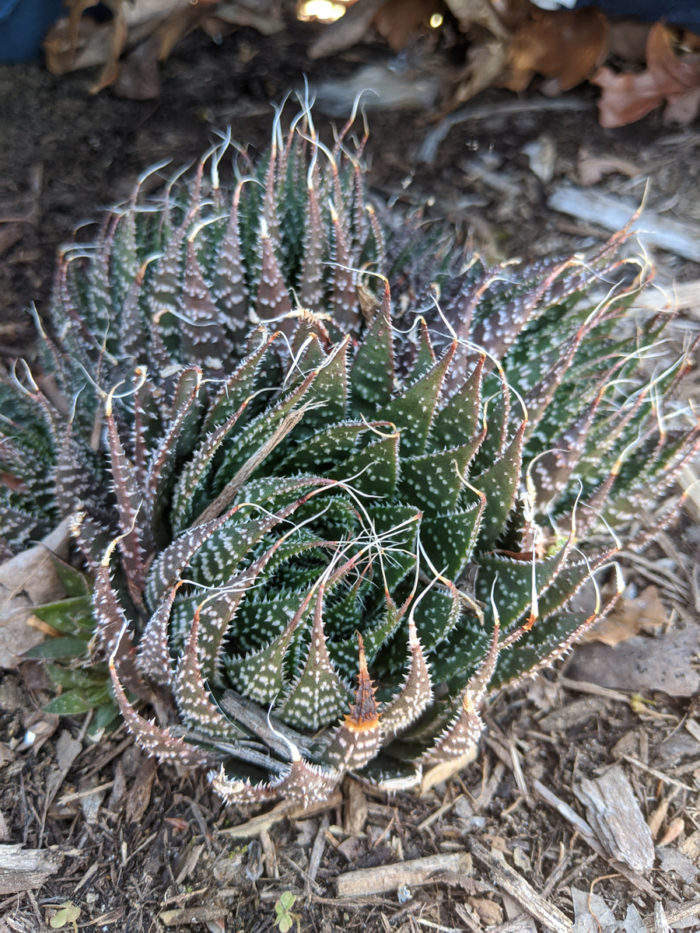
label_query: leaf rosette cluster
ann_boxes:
[1,106,697,806]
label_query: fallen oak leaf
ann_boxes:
[592,23,700,127]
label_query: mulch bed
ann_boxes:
[1,19,699,933]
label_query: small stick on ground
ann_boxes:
[219,791,343,838]
[467,840,573,933]
[336,852,472,898]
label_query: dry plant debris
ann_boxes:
[43,0,285,98]
[309,0,700,128]
[2,29,700,933]
[0,518,72,669]
[581,585,668,647]
[574,766,655,873]
[592,23,700,128]
[567,622,700,698]
[37,0,700,127]
[3,659,700,929]
[0,845,63,896]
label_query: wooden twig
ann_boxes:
[532,779,598,844]
[634,278,700,313]
[548,185,700,262]
[218,791,343,838]
[335,852,472,898]
[619,753,696,792]
[467,840,573,933]
[418,98,591,165]
[558,675,631,704]
[159,905,228,927]
[474,759,506,812]
[417,794,466,832]
[662,900,700,926]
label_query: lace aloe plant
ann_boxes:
[2,107,697,805]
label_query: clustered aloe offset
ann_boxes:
[1,106,697,806]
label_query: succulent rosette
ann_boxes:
[1,107,697,806]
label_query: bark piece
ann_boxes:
[343,779,368,836]
[538,696,605,733]
[574,766,654,872]
[657,846,698,885]
[571,886,616,933]
[468,840,573,933]
[0,844,62,894]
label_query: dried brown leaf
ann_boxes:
[309,0,386,58]
[213,1,285,36]
[0,518,71,670]
[468,897,503,926]
[648,796,670,839]
[90,6,129,94]
[607,20,650,62]
[581,586,667,647]
[451,38,509,106]
[444,0,508,39]
[592,23,700,128]
[659,816,685,847]
[44,0,224,94]
[373,0,441,51]
[567,622,700,698]
[505,7,608,94]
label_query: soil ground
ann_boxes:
[1,16,700,933]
